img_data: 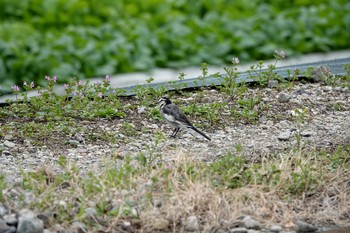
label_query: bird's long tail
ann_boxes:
[189,126,211,141]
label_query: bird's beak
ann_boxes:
[149,99,161,108]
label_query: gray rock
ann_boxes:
[0,205,8,217]
[3,141,15,148]
[51,224,65,232]
[43,230,54,233]
[153,218,169,231]
[1,150,11,156]
[301,131,313,137]
[247,230,260,233]
[120,189,129,196]
[242,216,260,230]
[149,124,159,129]
[137,106,146,114]
[37,212,52,228]
[152,199,162,208]
[268,80,279,88]
[24,192,36,205]
[71,221,86,233]
[294,89,307,95]
[269,224,283,232]
[123,221,131,227]
[210,227,227,233]
[3,135,14,141]
[295,220,318,232]
[278,131,291,141]
[74,133,84,143]
[0,218,11,233]
[3,214,17,226]
[322,86,332,92]
[17,217,44,233]
[311,65,332,82]
[19,209,36,219]
[266,120,274,126]
[68,140,79,146]
[259,115,267,123]
[121,221,132,231]
[5,226,16,233]
[84,207,97,217]
[185,215,200,231]
[290,98,303,105]
[229,227,248,233]
[129,208,138,218]
[278,92,291,103]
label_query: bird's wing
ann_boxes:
[163,104,192,125]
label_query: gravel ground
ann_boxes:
[1,82,349,183]
[0,82,349,233]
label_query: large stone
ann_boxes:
[153,218,169,231]
[277,92,291,103]
[269,224,283,232]
[3,141,15,148]
[68,140,79,146]
[301,131,313,137]
[74,133,84,143]
[3,214,17,226]
[0,205,8,217]
[242,216,260,230]
[278,131,292,141]
[84,207,97,217]
[268,80,279,88]
[19,209,36,219]
[17,217,44,233]
[295,220,318,232]
[185,215,200,231]
[70,221,86,233]
[0,218,11,233]
[229,227,248,233]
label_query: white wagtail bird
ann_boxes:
[158,97,211,141]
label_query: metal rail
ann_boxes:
[122,57,349,96]
[0,57,349,106]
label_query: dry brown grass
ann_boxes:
[129,149,350,232]
[1,147,349,232]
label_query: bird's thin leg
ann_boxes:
[169,128,177,137]
[170,127,180,137]
[174,127,180,136]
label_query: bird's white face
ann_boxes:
[158,97,169,107]
[158,97,167,102]
[157,99,164,111]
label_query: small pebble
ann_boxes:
[3,140,15,148]
[185,215,200,231]
[278,131,292,141]
[277,92,291,103]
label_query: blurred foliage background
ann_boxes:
[0,0,349,92]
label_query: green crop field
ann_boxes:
[0,0,349,92]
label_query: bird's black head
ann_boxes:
[158,97,172,105]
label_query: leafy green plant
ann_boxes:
[136,131,166,171]
[168,72,188,93]
[182,102,225,126]
[291,107,310,149]
[1,0,350,92]
[0,174,7,201]
[0,75,127,148]
[344,64,350,75]
[148,107,163,121]
[207,153,249,188]
[217,57,247,99]
[120,122,137,137]
[231,96,263,123]
[248,50,286,86]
